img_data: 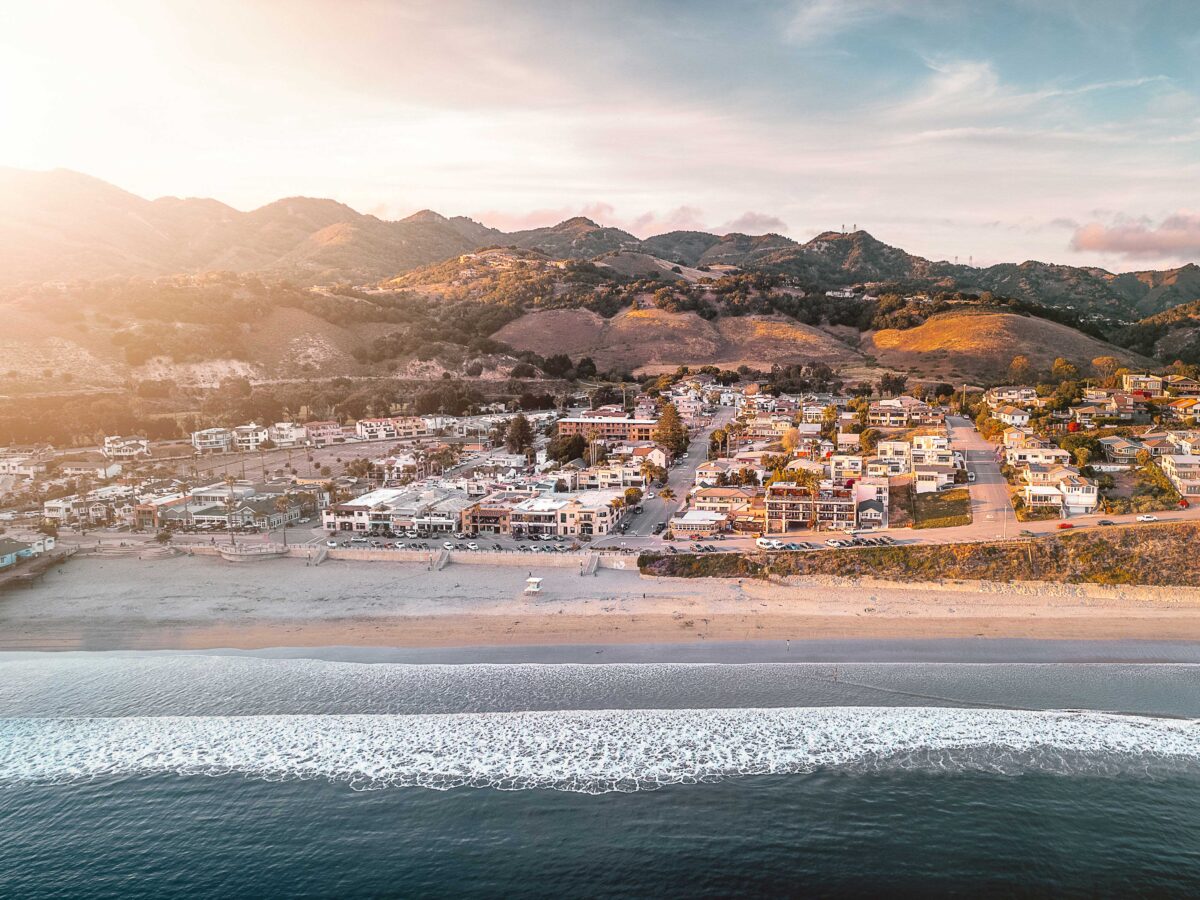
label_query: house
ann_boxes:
[355,416,428,441]
[1005,435,1072,468]
[1020,465,1099,516]
[994,406,1031,427]
[191,427,233,454]
[0,538,32,570]
[58,453,122,480]
[232,424,269,452]
[829,454,864,483]
[911,432,953,466]
[322,488,411,533]
[1097,436,1144,465]
[103,435,150,459]
[268,422,309,447]
[985,386,1038,408]
[1163,374,1200,397]
[1121,373,1164,396]
[669,509,728,537]
[690,486,761,514]
[913,464,957,494]
[303,421,344,447]
[1161,454,1200,498]
[854,478,890,530]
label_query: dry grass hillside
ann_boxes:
[493,307,866,374]
[864,310,1151,382]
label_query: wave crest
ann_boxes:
[2,708,1197,792]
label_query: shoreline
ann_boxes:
[3,554,1200,655]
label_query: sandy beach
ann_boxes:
[2,554,1200,652]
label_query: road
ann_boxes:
[593,407,736,550]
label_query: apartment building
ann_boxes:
[303,421,345,447]
[355,416,429,441]
[764,481,857,533]
[556,415,657,443]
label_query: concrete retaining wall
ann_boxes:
[174,543,641,570]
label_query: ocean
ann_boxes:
[1,649,1198,896]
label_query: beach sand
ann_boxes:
[2,554,1200,652]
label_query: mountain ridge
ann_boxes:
[1,168,1198,320]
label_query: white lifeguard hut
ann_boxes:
[524,576,543,595]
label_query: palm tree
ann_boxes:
[659,487,676,501]
[223,475,237,545]
[274,495,292,547]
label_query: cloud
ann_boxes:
[718,211,789,234]
[786,0,933,43]
[1070,214,1200,260]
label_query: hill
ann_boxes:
[864,310,1152,383]
[0,169,479,285]
[3,167,1199,325]
[492,306,865,375]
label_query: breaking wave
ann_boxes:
[1,707,1197,792]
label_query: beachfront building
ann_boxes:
[669,509,728,537]
[322,488,410,533]
[1004,434,1072,468]
[764,481,857,533]
[267,422,308,447]
[303,421,345,447]
[191,427,233,454]
[1019,465,1100,516]
[232,424,270,452]
[913,464,958,494]
[1161,454,1200,498]
[355,416,428,441]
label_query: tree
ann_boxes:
[274,495,292,546]
[780,427,801,454]
[624,486,643,507]
[659,487,676,501]
[1092,356,1120,384]
[859,427,881,453]
[1073,446,1092,468]
[877,373,907,397]
[505,414,533,453]
[1051,358,1079,383]
[547,431,587,464]
[1008,355,1034,385]
[652,402,689,455]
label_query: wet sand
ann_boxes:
[3,554,1200,653]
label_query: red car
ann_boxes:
[1057,522,1075,529]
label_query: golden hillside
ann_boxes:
[493,307,865,374]
[865,310,1152,383]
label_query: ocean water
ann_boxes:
[1,652,1199,896]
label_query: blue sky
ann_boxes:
[2,0,1198,269]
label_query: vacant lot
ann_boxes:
[912,488,972,529]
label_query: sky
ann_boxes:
[1,0,1198,270]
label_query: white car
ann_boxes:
[443,541,454,549]
[467,542,479,550]
[755,537,783,550]
[1136,514,1159,522]
[645,492,656,499]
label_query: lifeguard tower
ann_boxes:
[524,576,543,595]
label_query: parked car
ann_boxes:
[1136,514,1159,522]
[1097,520,1115,526]
[967,472,976,482]
[1057,523,1074,529]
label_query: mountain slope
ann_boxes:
[865,310,1153,383]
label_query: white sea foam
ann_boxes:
[2,707,1198,792]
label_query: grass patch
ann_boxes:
[911,488,972,529]
[640,522,1200,587]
